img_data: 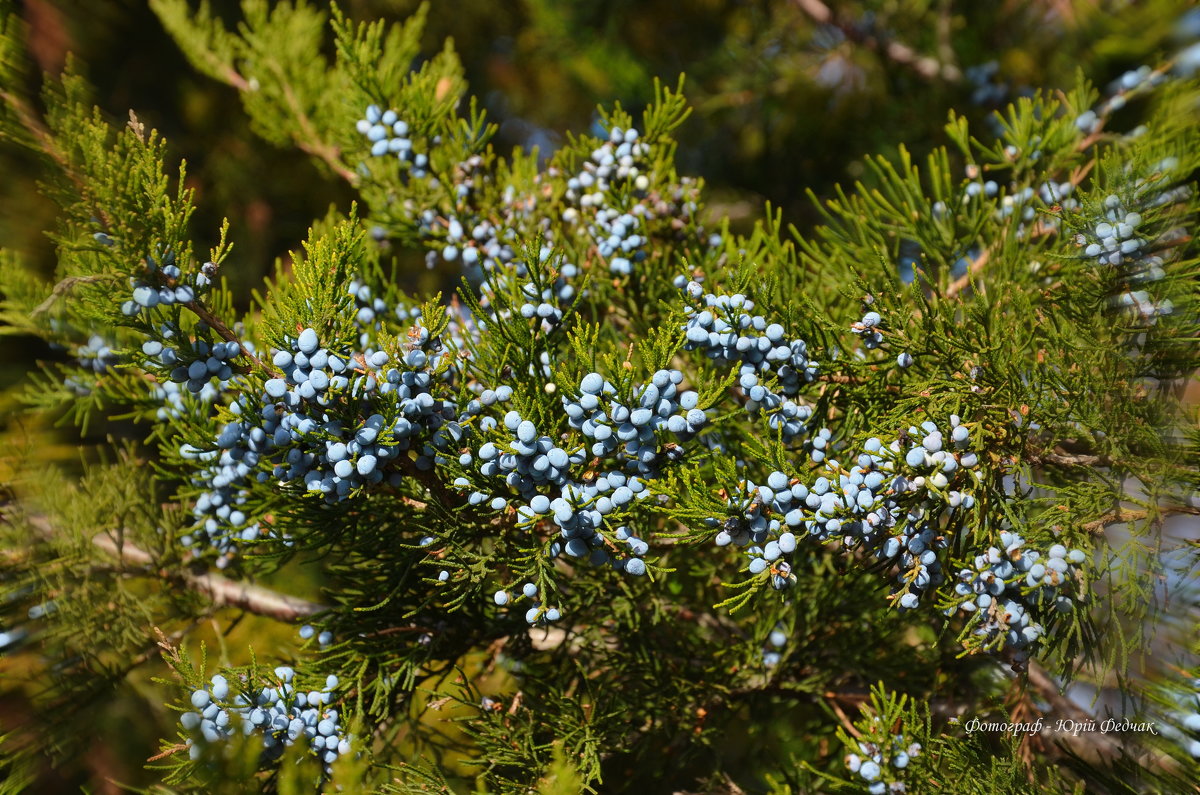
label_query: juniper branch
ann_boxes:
[277,79,358,184]
[21,513,325,621]
[1026,661,1126,762]
[29,274,123,317]
[89,532,325,621]
[1026,661,1179,775]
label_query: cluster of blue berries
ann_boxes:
[565,369,705,475]
[179,316,459,564]
[949,531,1085,660]
[1079,195,1146,267]
[469,408,578,506]
[850,311,883,350]
[353,105,586,322]
[565,126,651,203]
[180,668,349,773]
[561,126,659,277]
[424,211,516,277]
[453,369,704,593]
[959,163,1081,237]
[493,582,563,625]
[119,253,214,318]
[75,334,118,373]
[680,284,818,439]
[518,280,564,328]
[845,729,921,795]
[66,334,121,395]
[179,439,262,568]
[262,326,457,484]
[882,521,948,611]
[707,417,982,610]
[591,206,645,276]
[162,335,244,394]
[1072,189,1176,324]
[357,105,428,178]
[998,180,1080,233]
[681,286,817,385]
[412,202,580,333]
[352,106,708,313]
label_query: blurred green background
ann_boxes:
[1,0,1195,790]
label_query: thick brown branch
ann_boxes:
[90,533,324,621]
[22,513,324,621]
[1026,662,1125,761]
[1031,450,1114,468]
[1025,662,1178,774]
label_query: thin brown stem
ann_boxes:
[945,247,992,298]
[273,67,357,185]
[30,274,122,317]
[824,690,864,738]
[181,299,279,377]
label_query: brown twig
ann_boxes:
[791,0,961,83]
[181,299,279,377]
[1082,508,1145,534]
[824,690,864,738]
[1081,504,1200,534]
[1031,450,1114,468]
[945,247,992,298]
[272,67,358,185]
[30,274,122,317]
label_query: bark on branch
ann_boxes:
[89,532,325,621]
[1025,662,1178,775]
[21,513,325,622]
